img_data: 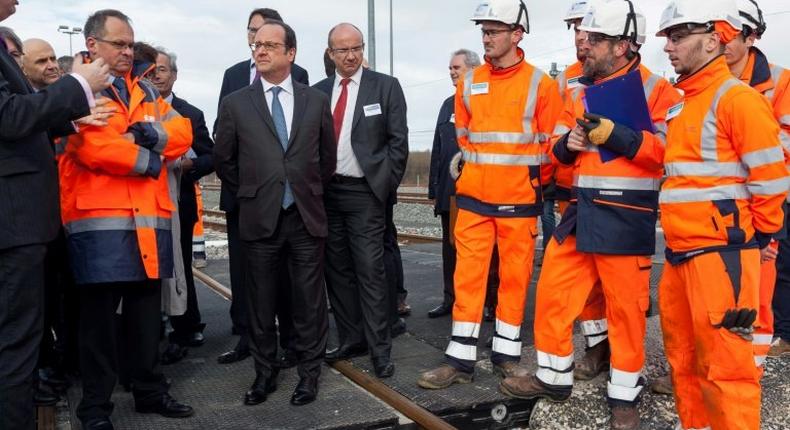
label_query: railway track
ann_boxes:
[200,184,433,205]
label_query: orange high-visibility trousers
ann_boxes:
[754,241,779,370]
[192,183,206,255]
[445,208,537,371]
[533,235,650,402]
[659,249,761,430]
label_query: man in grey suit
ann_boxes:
[214,20,336,407]
[314,23,408,378]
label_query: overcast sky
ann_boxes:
[5,0,790,150]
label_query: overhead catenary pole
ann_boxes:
[389,0,393,76]
[368,0,376,70]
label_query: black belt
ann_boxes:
[331,175,367,185]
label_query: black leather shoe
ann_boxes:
[325,343,368,362]
[290,376,318,405]
[391,318,407,338]
[135,394,194,418]
[372,357,395,378]
[217,348,250,364]
[83,418,114,430]
[161,343,189,365]
[244,370,279,405]
[186,331,205,347]
[427,303,452,318]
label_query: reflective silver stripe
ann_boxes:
[607,368,643,402]
[580,319,607,336]
[462,70,473,113]
[780,115,790,127]
[522,69,545,143]
[754,355,766,367]
[535,132,551,143]
[553,124,572,136]
[536,367,573,386]
[495,319,520,340]
[659,184,751,203]
[643,73,660,101]
[781,130,790,152]
[446,340,476,361]
[770,64,785,91]
[491,337,522,357]
[152,122,169,154]
[462,149,544,166]
[752,334,773,345]
[748,177,790,195]
[664,162,748,178]
[742,146,785,169]
[456,127,469,139]
[701,79,743,162]
[535,350,574,386]
[653,121,668,144]
[469,132,535,145]
[162,109,181,121]
[556,70,567,94]
[133,148,151,176]
[64,216,171,235]
[572,85,584,102]
[452,322,480,338]
[586,334,608,348]
[573,175,661,191]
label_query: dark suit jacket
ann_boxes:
[214,78,336,240]
[428,95,457,214]
[0,47,89,250]
[314,68,409,204]
[170,94,214,225]
[214,59,309,212]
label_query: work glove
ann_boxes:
[576,112,642,159]
[127,121,162,152]
[449,151,464,181]
[713,308,757,341]
[576,113,615,146]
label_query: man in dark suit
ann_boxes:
[314,23,408,378]
[151,47,214,363]
[0,4,111,428]
[214,7,307,365]
[215,20,336,406]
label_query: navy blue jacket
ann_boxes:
[428,95,457,214]
[171,94,214,225]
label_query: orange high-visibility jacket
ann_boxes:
[556,61,584,101]
[59,63,192,284]
[550,58,681,255]
[552,61,585,201]
[661,56,789,263]
[454,48,563,217]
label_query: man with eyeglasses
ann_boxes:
[314,22,408,379]
[215,20,335,406]
[655,1,788,429]
[499,2,680,428]
[59,9,196,429]
[418,0,562,390]
[214,7,307,368]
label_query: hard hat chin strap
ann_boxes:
[516,0,530,34]
[621,0,638,44]
[741,0,766,35]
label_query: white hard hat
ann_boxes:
[578,0,647,45]
[657,0,742,36]
[565,1,592,22]
[471,0,530,33]
[737,0,766,35]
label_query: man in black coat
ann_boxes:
[215,20,335,406]
[314,23,408,378]
[0,3,111,428]
[214,7,307,365]
[151,47,214,363]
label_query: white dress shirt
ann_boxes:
[261,74,294,140]
[249,59,257,85]
[331,66,365,178]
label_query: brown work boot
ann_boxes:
[610,405,640,430]
[649,374,673,395]
[493,361,529,378]
[417,364,473,389]
[574,339,610,380]
[768,338,790,357]
[499,375,571,402]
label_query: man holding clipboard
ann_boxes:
[499,2,680,428]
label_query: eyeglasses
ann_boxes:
[665,29,710,45]
[480,28,513,38]
[584,33,621,46]
[249,42,286,53]
[94,37,134,51]
[330,44,365,56]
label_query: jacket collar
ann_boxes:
[675,55,731,97]
[484,47,527,78]
[739,47,773,94]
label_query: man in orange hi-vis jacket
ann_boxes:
[655,1,789,429]
[499,2,681,428]
[725,0,790,369]
[417,0,563,390]
[58,10,195,428]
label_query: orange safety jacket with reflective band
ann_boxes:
[550,58,681,255]
[454,48,563,217]
[59,62,192,284]
[661,56,789,264]
[552,61,585,201]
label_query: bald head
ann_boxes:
[327,23,363,49]
[22,38,59,89]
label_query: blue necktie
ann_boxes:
[270,86,294,209]
[113,77,129,106]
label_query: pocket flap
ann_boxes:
[0,156,40,177]
[237,184,261,198]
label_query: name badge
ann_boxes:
[566,76,582,89]
[471,82,489,95]
[449,114,456,124]
[363,103,382,117]
[666,102,684,121]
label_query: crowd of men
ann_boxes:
[0,0,788,429]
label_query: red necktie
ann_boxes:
[333,78,351,142]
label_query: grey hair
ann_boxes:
[155,46,177,72]
[0,26,23,53]
[83,9,132,39]
[451,49,481,68]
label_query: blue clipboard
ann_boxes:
[582,70,654,162]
